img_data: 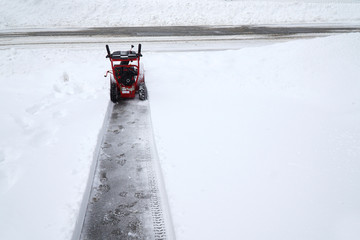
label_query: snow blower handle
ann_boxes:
[106,45,111,59]
[138,44,142,57]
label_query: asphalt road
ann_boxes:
[1,25,359,38]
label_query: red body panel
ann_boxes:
[108,51,144,99]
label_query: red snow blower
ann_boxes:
[104,44,147,102]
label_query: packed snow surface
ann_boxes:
[1,33,360,240]
[0,0,360,29]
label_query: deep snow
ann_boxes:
[1,33,359,240]
[0,0,360,29]
[0,48,109,239]
[1,0,360,239]
[146,33,360,239]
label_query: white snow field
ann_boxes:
[1,0,360,240]
[147,33,360,240]
[1,33,360,240]
[0,48,109,240]
[0,0,360,29]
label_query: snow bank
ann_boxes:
[0,0,360,29]
[0,47,108,240]
[146,33,360,240]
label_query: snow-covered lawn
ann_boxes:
[0,48,109,239]
[1,0,360,239]
[147,33,360,239]
[1,0,360,29]
[1,33,359,240]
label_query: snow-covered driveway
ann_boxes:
[1,12,360,240]
[78,100,174,240]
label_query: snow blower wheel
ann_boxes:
[139,82,147,100]
[104,44,146,102]
[110,75,120,103]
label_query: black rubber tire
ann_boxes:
[110,78,120,103]
[139,83,147,101]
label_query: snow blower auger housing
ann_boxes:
[105,44,147,102]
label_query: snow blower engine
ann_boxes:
[104,44,147,102]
